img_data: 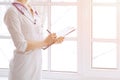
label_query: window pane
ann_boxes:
[0,5,10,36]
[92,6,117,39]
[93,0,116,3]
[51,0,77,2]
[0,39,14,68]
[51,6,77,37]
[92,42,117,68]
[42,50,48,70]
[51,41,77,72]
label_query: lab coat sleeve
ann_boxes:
[4,8,27,53]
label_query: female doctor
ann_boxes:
[4,0,64,80]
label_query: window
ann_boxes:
[82,0,120,79]
[33,1,78,73]
[2,0,120,79]
[92,2,117,68]
[50,6,77,72]
[0,0,14,68]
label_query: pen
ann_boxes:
[47,29,51,34]
[42,29,53,50]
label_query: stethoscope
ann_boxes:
[12,2,38,24]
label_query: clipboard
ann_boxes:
[42,27,76,50]
[56,27,76,37]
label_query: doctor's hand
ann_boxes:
[43,33,57,46]
[55,36,64,44]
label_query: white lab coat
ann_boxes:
[4,2,43,80]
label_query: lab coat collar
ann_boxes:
[12,2,38,24]
[12,1,37,15]
[13,1,27,10]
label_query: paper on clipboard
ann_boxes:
[56,27,76,37]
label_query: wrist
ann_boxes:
[42,40,48,47]
[41,40,49,50]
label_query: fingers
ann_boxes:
[50,33,57,42]
[44,33,57,46]
[55,37,64,44]
[44,33,64,47]
[51,33,57,39]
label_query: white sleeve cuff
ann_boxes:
[16,40,27,53]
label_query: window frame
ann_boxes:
[1,0,120,80]
[82,0,120,79]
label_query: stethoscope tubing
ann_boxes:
[12,2,38,24]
